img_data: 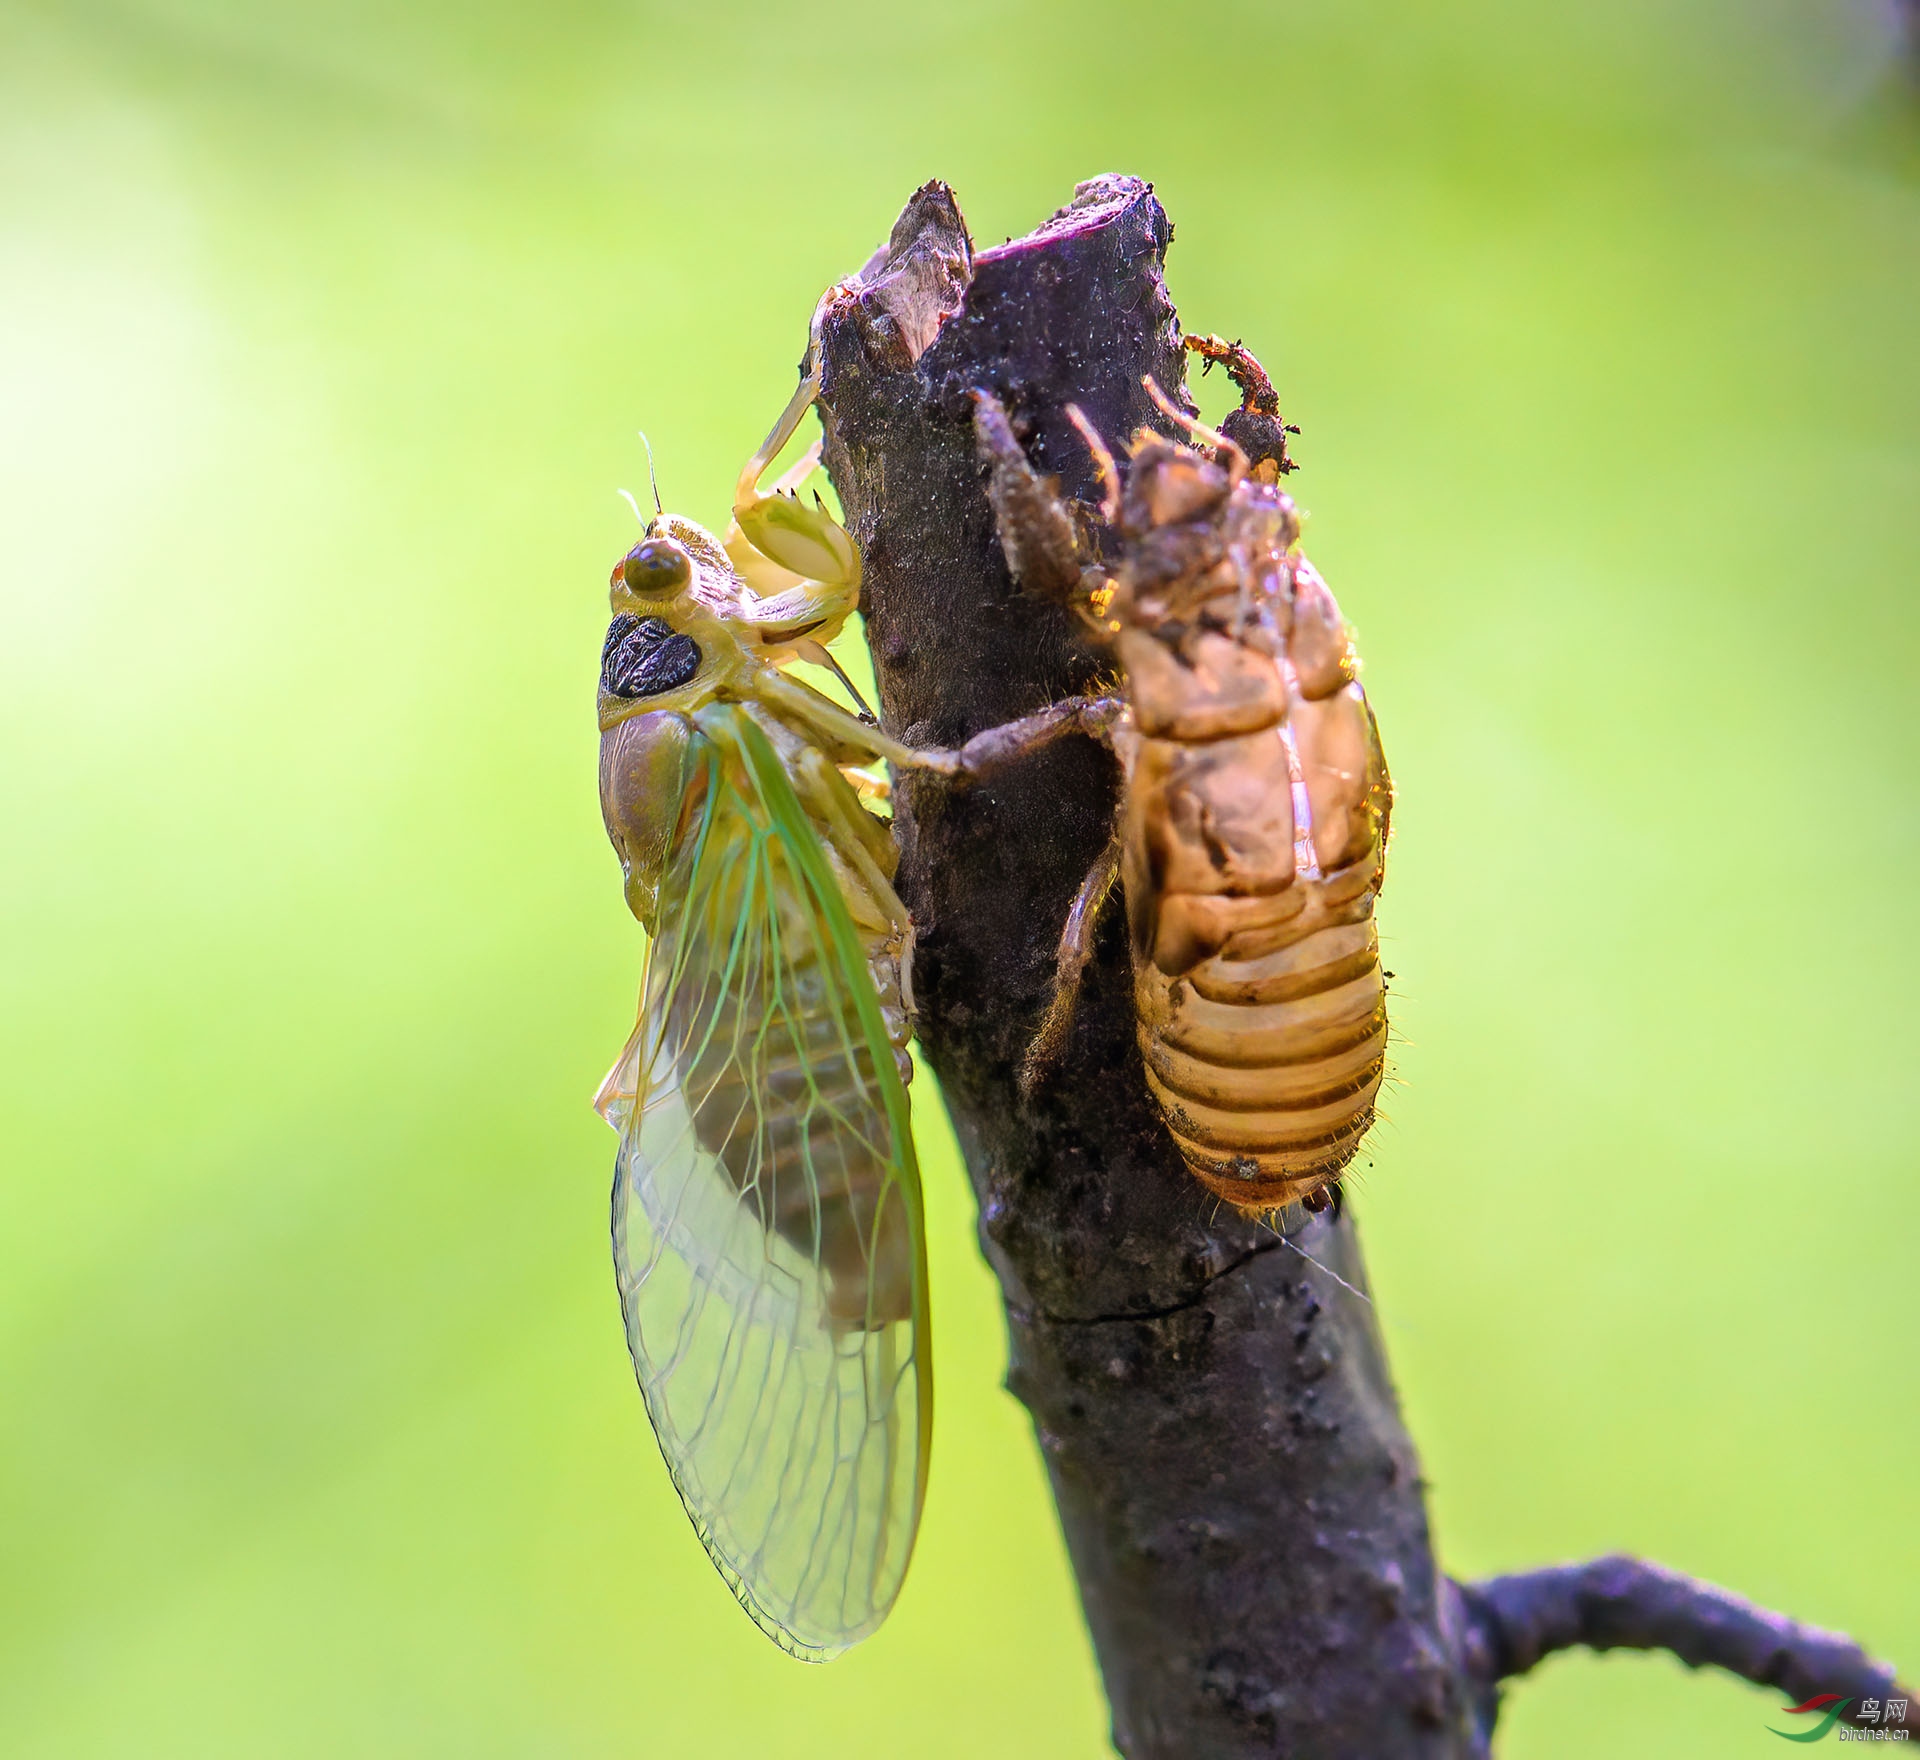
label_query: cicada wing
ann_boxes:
[599,708,929,1660]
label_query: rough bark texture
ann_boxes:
[818,176,1474,1760]
[813,176,1910,1758]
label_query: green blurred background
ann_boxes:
[3,0,1915,1753]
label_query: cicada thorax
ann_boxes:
[1110,439,1392,1214]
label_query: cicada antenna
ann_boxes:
[637,431,664,516]
[1064,403,1121,525]
[616,487,648,528]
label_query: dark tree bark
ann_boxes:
[812,176,1910,1758]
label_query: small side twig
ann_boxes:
[1453,1555,1914,1733]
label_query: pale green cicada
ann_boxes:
[593,323,956,1659]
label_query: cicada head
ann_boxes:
[600,515,762,731]
[609,515,729,614]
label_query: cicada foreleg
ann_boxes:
[723,302,864,632]
[1183,332,1301,480]
[946,693,1126,776]
[971,389,1111,626]
[770,668,1134,1085]
[1185,332,1280,414]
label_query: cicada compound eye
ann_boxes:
[619,536,692,596]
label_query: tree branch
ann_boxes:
[811,175,1908,1758]
[817,175,1477,1760]
[1453,1557,1916,1734]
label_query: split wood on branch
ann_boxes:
[811,174,1910,1758]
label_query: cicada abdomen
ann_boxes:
[972,343,1392,1215]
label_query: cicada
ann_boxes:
[968,338,1392,1216]
[593,318,957,1658]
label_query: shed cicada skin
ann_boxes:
[969,338,1392,1217]
[593,309,962,1660]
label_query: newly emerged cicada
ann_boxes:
[594,311,959,1658]
[969,337,1393,1216]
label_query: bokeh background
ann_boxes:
[3,0,1915,1753]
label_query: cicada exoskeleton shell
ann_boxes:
[974,345,1393,1215]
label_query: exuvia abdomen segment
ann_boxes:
[1116,570,1390,1214]
[1135,843,1387,1209]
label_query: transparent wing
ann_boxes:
[596,704,929,1659]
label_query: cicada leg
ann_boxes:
[1185,332,1280,413]
[1142,375,1248,487]
[767,672,1135,1075]
[792,744,912,942]
[754,667,959,777]
[971,389,1112,622]
[1183,332,1300,480]
[1021,827,1123,1099]
[733,331,829,536]
[946,693,1126,776]
[789,742,925,1033]
[938,692,1133,1098]
[724,300,863,627]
